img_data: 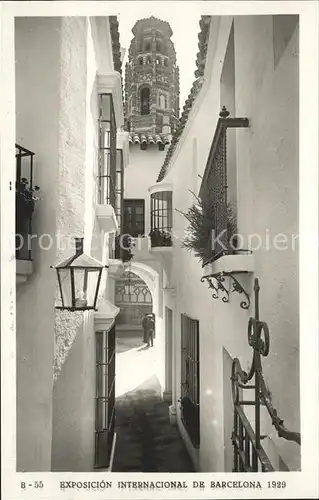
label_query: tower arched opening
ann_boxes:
[140,86,150,115]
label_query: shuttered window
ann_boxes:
[180,314,200,447]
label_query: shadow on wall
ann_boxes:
[51,312,95,472]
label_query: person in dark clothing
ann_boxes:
[142,313,155,347]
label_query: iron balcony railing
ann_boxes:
[150,190,173,247]
[15,144,36,260]
[231,278,301,472]
[199,107,249,265]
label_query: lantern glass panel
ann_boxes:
[73,269,87,308]
[57,268,72,308]
[87,268,100,308]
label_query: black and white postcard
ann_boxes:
[1,1,318,498]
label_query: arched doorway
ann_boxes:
[114,261,163,397]
[115,271,152,338]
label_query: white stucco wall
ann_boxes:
[15,17,61,472]
[51,17,110,472]
[166,15,299,472]
[16,16,117,472]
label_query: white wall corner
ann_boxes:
[94,297,120,331]
[97,72,124,129]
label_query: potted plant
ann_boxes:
[15,178,40,237]
[176,191,237,265]
[149,228,172,247]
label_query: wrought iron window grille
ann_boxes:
[115,271,152,304]
[201,268,251,310]
[199,107,249,264]
[231,278,301,472]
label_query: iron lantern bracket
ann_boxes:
[200,271,250,309]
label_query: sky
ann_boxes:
[117,4,203,109]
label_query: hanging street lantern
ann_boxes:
[52,237,108,311]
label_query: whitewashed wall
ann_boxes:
[15,16,116,472]
[15,16,61,472]
[166,15,299,472]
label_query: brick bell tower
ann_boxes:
[124,16,180,150]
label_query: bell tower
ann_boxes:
[124,16,180,150]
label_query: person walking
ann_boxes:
[142,313,155,347]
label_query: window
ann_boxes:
[146,56,152,65]
[164,58,168,67]
[94,326,116,468]
[145,41,151,51]
[98,93,116,207]
[159,94,165,109]
[140,87,150,115]
[156,40,162,52]
[150,191,172,247]
[123,199,145,237]
[138,56,143,65]
[156,57,161,66]
[180,314,200,447]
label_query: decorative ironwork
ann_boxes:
[201,271,250,309]
[15,144,36,261]
[115,271,152,305]
[199,108,249,263]
[231,278,301,472]
[180,314,200,448]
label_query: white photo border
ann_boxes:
[1,1,318,499]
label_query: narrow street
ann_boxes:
[113,331,194,472]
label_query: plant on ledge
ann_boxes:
[176,191,237,265]
[16,178,40,234]
[149,228,172,247]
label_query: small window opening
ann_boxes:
[140,87,150,115]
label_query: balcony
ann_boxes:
[198,108,250,268]
[196,109,253,307]
[149,183,173,252]
[15,144,37,284]
[96,96,127,266]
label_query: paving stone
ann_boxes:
[112,376,194,472]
